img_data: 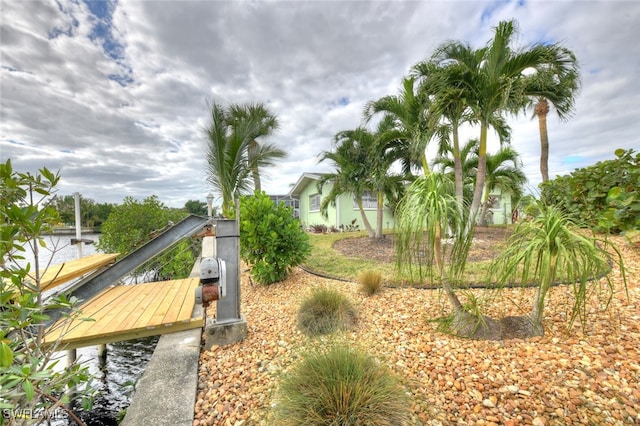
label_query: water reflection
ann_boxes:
[68,337,158,425]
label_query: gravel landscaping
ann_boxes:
[194,236,639,425]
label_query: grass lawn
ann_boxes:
[302,228,611,288]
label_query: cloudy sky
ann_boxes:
[1,0,639,208]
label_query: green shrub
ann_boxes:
[541,148,640,233]
[297,287,357,335]
[358,270,383,296]
[240,192,311,285]
[273,344,411,425]
[97,195,196,279]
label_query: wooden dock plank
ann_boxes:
[174,278,200,322]
[107,283,160,332]
[164,278,197,323]
[44,278,203,350]
[36,253,120,291]
[147,279,184,326]
[60,285,137,340]
[45,284,130,341]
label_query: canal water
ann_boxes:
[16,234,158,425]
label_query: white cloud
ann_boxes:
[1,0,639,207]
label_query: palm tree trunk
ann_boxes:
[530,252,556,328]
[452,122,464,212]
[375,190,384,240]
[356,198,375,238]
[479,183,491,226]
[421,152,430,176]
[249,140,261,192]
[469,123,488,228]
[434,226,463,312]
[536,99,550,183]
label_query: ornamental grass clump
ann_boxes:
[273,345,411,426]
[297,286,357,336]
[358,270,383,296]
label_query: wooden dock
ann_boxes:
[35,253,119,292]
[44,277,203,350]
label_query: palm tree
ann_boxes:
[432,138,478,208]
[317,130,375,238]
[365,115,407,239]
[432,20,575,227]
[226,102,284,192]
[467,146,527,226]
[489,201,626,336]
[204,102,285,216]
[412,59,471,209]
[363,77,441,176]
[523,52,581,182]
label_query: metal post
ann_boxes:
[206,193,214,218]
[67,348,76,366]
[73,192,83,258]
[98,344,107,367]
[68,193,83,366]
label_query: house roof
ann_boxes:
[288,172,328,198]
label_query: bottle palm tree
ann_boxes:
[489,201,626,336]
[523,53,581,182]
[432,20,575,227]
[204,102,285,216]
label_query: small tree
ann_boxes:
[1,159,94,424]
[239,192,310,285]
[489,201,627,336]
[97,196,197,280]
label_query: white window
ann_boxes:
[309,194,321,212]
[354,191,377,210]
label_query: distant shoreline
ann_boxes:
[46,227,100,235]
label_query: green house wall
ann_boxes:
[295,179,395,231]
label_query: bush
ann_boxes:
[273,344,411,425]
[1,160,95,419]
[97,195,196,280]
[309,223,328,233]
[297,287,357,335]
[358,270,383,296]
[541,148,640,233]
[240,192,311,285]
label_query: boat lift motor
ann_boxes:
[195,257,226,305]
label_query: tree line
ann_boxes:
[50,195,212,229]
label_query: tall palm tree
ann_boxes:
[365,115,407,239]
[363,77,441,176]
[204,102,285,216]
[226,102,284,192]
[523,52,581,182]
[432,138,478,208]
[467,146,527,225]
[412,59,471,209]
[432,20,575,227]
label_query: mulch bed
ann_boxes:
[194,235,640,426]
[332,226,510,263]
